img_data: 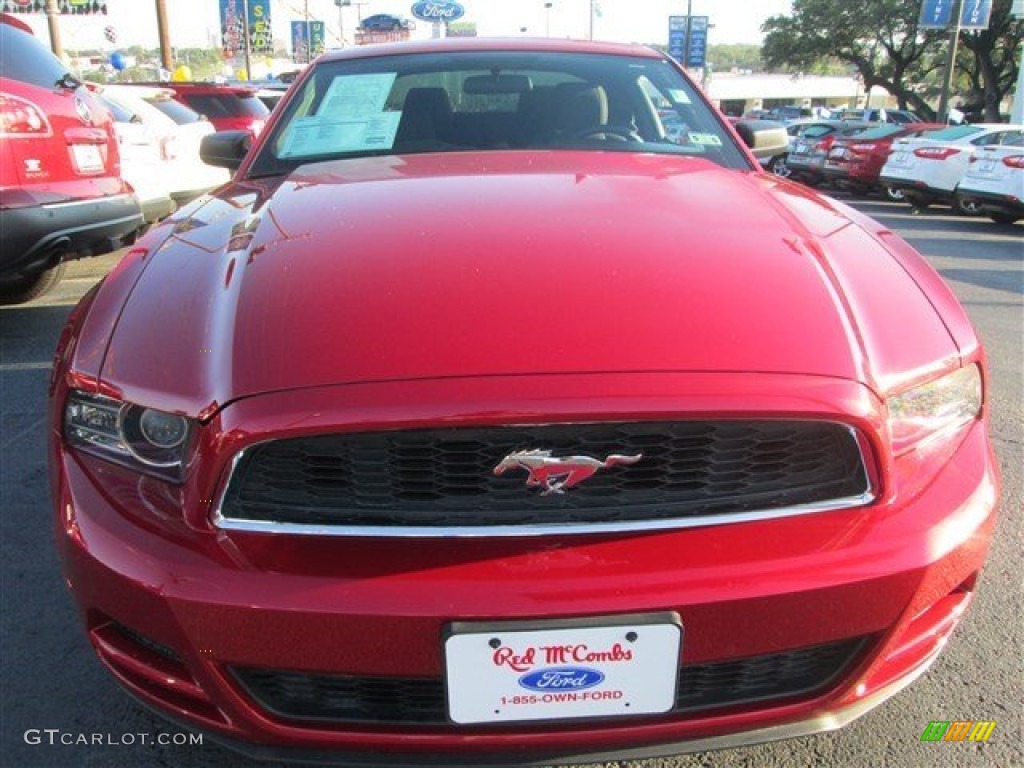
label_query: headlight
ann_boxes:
[887,365,982,455]
[64,391,194,482]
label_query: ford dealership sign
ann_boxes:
[411,1,465,23]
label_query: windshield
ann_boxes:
[184,92,269,119]
[247,50,748,178]
[924,125,985,141]
[852,125,904,140]
[147,96,203,124]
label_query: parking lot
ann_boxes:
[1,196,1021,768]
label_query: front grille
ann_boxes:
[219,421,869,530]
[231,636,868,725]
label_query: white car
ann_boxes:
[880,123,1024,210]
[93,88,176,223]
[99,85,230,209]
[955,142,1024,224]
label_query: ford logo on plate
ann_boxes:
[518,667,606,692]
[411,1,465,23]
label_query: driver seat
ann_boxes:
[550,82,609,140]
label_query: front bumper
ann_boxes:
[52,374,998,763]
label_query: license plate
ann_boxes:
[795,141,807,153]
[889,151,910,167]
[71,143,104,173]
[830,149,849,160]
[445,613,682,724]
[975,159,995,174]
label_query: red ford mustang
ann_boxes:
[50,39,999,764]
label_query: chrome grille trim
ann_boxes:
[211,423,875,538]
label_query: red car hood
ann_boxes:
[95,151,960,417]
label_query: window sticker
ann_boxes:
[279,72,402,158]
[687,132,722,147]
[279,113,402,158]
[668,89,691,104]
[318,73,397,117]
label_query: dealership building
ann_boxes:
[705,72,892,117]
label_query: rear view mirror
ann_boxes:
[734,119,789,162]
[463,74,532,95]
[200,130,252,171]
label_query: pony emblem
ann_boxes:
[493,450,643,495]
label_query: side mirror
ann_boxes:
[200,130,252,171]
[734,119,789,162]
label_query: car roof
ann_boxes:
[318,36,662,64]
[0,12,33,34]
[104,84,176,99]
[141,82,257,95]
[837,122,946,140]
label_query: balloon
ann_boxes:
[172,65,192,82]
[109,51,126,71]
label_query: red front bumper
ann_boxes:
[52,373,998,763]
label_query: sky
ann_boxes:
[18,0,794,52]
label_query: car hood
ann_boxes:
[96,151,960,417]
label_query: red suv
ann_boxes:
[147,82,269,135]
[0,13,142,304]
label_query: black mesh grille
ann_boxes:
[220,421,869,528]
[231,637,867,725]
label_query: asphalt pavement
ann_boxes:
[1,196,1021,768]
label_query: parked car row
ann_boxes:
[881,123,1024,220]
[765,111,1023,225]
[823,122,946,200]
[0,13,271,304]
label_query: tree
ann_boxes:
[709,44,764,73]
[763,0,1023,122]
[762,0,946,118]
[958,0,1024,120]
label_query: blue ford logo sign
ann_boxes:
[518,667,605,691]
[411,1,465,23]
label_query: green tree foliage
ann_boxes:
[762,0,944,118]
[708,43,764,72]
[762,0,1022,121]
[958,1,1024,119]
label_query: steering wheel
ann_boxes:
[573,125,643,142]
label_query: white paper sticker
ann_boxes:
[319,73,397,118]
[279,112,401,158]
[278,72,402,158]
[688,132,722,147]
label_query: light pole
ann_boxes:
[1011,0,1024,123]
[335,0,351,47]
[544,2,553,37]
[241,0,252,82]
[44,0,63,58]
[937,0,964,123]
[156,0,172,70]
[682,0,693,71]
